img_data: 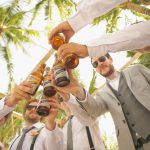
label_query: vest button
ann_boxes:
[131,124,135,127]
[122,120,126,124]
[121,102,125,106]
[117,102,120,105]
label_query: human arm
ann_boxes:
[43,97,64,150]
[48,0,127,42]
[56,21,150,60]
[0,81,32,119]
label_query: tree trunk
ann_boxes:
[126,2,150,16]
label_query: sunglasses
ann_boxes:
[91,56,107,68]
[26,105,37,110]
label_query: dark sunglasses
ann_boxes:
[91,56,107,68]
[26,105,37,110]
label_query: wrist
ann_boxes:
[72,88,85,101]
[45,120,56,131]
[4,96,19,107]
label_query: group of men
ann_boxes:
[0,0,150,149]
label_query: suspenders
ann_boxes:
[86,126,95,150]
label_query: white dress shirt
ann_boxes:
[108,72,120,91]
[9,122,63,150]
[65,95,105,150]
[62,116,105,150]
[68,0,150,58]
[0,97,15,119]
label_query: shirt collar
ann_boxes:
[106,71,120,83]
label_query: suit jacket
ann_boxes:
[71,64,150,150]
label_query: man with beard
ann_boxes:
[52,53,150,150]
[9,98,63,150]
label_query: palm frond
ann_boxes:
[29,0,47,26]
[88,69,98,94]
[5,11,26,26]
[0,46,14,92]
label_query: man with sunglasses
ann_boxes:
[9,98,63,150]
[52,53,150,150]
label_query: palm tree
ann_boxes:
[28,0,76,25]
[0,0,40,91]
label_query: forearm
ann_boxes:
[68,0,127,32]
[87,21,150,58]
[0,97,15,119]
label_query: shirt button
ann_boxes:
[121,102,125,106]
[131,124,135,127]
[118,93,121,96]
[123,120,126,124]
[117,102,120,106]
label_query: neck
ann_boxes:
[106,70,117,80]
[26,122,34,129]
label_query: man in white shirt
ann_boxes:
[9,97,63,150]
[61,101,104,150]
[52,53,150,150]
[48,0,150,59]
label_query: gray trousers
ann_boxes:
[138,142,150,150]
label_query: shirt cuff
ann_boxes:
[0,97,15,119]
[87,45,108,58]
[76,88,88,103]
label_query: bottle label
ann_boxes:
[43,80,52,88]
[53,67,69,80]
[37,98,50,108]
[27,75,42,94]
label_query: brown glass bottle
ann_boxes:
[27,64,46,95]
[53,54,70,87]
[51,34,79,69]
[36,95,50,116]
[43,67,56,97]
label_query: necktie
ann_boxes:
[67,115,73,150]
[16,126,35,150]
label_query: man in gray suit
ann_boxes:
[52,53,150,150]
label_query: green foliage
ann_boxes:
[0,116,23,147]
[29,0,76,25]
[102,133,119,150]
[93,8,122,33]
[127,51,150,69]
[88,69,97,94]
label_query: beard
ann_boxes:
[25,114,40,124]
[99,65,115,77]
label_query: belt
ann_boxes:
[135,135,150,149]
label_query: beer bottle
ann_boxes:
[36,95,50,116]
[51,34,79,69]
[43,67,56,97]
[27,64,46,95]
[53,53,70,87]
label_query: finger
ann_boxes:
[20,81,33,88]
[14,90,31,100]
[57,45,66,60]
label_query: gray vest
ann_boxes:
[107,72,150,139]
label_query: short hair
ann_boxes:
[23,99,39,117]
[105,53,111,58]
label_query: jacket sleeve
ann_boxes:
[0,97,15,119]
[137,64,150,84]
[87,21,150,58]
[67,92,108,126]
[68,0,127,32]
